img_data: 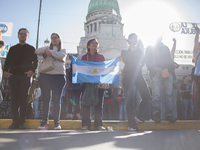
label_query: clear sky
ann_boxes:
[1,0,200,61]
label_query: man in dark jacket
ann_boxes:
[145,37,175,123]
[3,28,38,129]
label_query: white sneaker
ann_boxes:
[82,126,89,130]
[37,122,49,130]
[54,124,61,130]
[135,116,145,123]
[128,126,138,131]
[97,126,106,130]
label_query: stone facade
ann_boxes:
[77,10,127,59]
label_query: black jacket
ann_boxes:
[145,43,175,77]
[3,44,38,75]
[121,48,144,76]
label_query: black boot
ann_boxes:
[19,123,26,129]
[9,122,19,129]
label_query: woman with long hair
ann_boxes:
[121,33,150,131]
[35,33,67,130]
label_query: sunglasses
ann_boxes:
[91,41,98,45]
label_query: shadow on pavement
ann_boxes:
[0,129,200,150]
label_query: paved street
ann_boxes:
[0,129,200,150]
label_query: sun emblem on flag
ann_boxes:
[92,68,98,75]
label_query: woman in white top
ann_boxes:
[35,33,67,130]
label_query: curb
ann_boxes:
[0,119,200,130]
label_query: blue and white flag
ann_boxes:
[112,9,118,16]
[0,44,10,58]
[72,56,119,85]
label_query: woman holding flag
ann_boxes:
[81,38,106,130]
[121,33,150,131]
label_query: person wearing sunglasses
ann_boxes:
[81,38,106,130]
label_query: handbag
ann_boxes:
[39,59,55,73]
[28,79,39,103]
[82,83,99,106]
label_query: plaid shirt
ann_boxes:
[81,52,105,62]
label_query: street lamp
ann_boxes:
[36,0,42,49]
[44,38,50,47]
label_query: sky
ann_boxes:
[1,0,200,64]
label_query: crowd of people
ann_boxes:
[0,26,200,131]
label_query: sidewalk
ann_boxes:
[0,119,200,130]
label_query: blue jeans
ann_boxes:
[119,101,127,120]
[38,73,66,125]
[151,73,173,117]
[182,99,194,120]
[33,100,39,119]
[9,75,31,123]
[148,101,153,120]
[171,88,178,119]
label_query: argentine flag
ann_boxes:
[112,9,119,16]
[72,56,119,85]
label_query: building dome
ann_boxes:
[88,0,120,15]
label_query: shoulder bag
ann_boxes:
[39,58,55,73]
[82,83,99,106]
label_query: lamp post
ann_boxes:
[44,38,50,47]
[36,0,42,49]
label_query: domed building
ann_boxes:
[77,0,127,59]
[88,0,120,15]
[77,0,127,86]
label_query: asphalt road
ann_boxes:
[0,129,200,150]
